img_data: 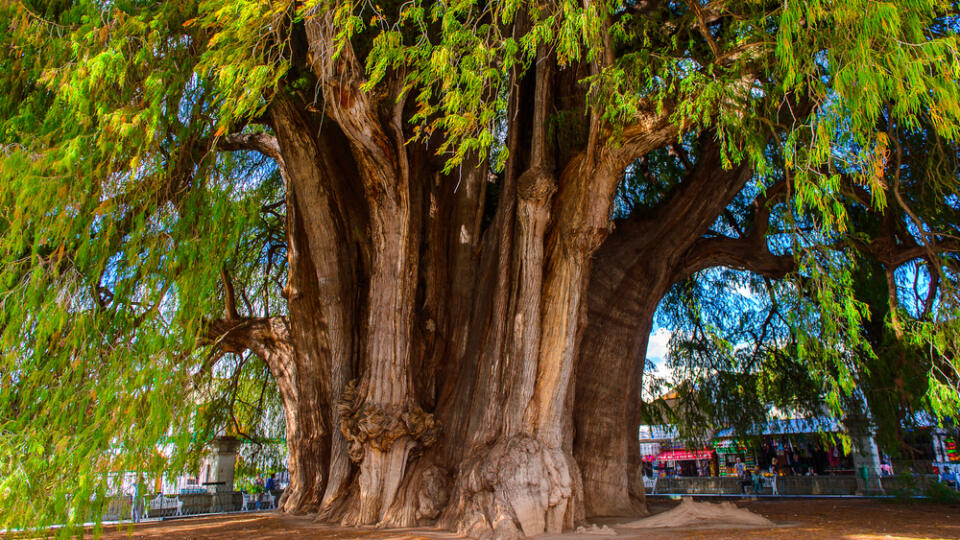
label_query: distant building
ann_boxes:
[639,414,960,478]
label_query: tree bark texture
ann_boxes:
[209,16,798,538]
[574,135,797,517]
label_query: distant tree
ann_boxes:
[2,1,960,537]
[650,125,960,456]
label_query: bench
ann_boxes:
[241,491,276,511]
[146,494,183,517]
[643,476,658,493]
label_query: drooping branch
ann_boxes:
[922,261,940,319]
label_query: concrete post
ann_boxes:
[208,437,241,493]
[851,432,884,495]
[206,437,241,513]
[933,428,948,463]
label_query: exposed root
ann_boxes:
[336,380,440,526]
[377,460,451,527]
[439,435,575,539]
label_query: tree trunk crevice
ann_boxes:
[237,41,704,537]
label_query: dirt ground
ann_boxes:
[94,497,960,539]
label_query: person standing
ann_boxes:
[752,468,763,494]
[265,473,276,493]
[735,457,747,494]
[128,476,144,523]
[770,457,780,496]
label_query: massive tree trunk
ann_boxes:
[217,91,801,535]
[209,11,789,538]
[573,133,797,518]
[231,54,671,537]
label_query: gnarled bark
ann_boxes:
[212,11,760,539]
[574,136,756,517]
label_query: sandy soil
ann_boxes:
[94,498,960,539]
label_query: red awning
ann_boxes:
[654,448,715,461]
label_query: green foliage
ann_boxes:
[0,2,288,534]
[2,0,960,534]
[779,0,960,227]
[924,478,960,503]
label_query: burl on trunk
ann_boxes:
[210,11,768,539]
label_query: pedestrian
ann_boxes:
[941,466,957,489]
[735,457,747,494]
[770,457,780,496]
[265,472,276,492]
[129,479,142,523]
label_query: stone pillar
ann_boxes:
[208,436,241,493]
[933,428,948,463]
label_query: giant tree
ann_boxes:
[2,0,960,538]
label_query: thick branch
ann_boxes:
[205,316,291,359]
[606,106,678,169]
[221,268,241,321]
[678,235,795,279]
[219,132,283,161]
[863,236,960,268]
[632,132,754,250]
[675,176,793,279]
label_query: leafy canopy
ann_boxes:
[1,0,960,533]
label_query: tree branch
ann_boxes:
[686,0,721,60]
[221,267,240,321]
[863,236,960,268]
[677,234,796,280]
[675,176,793,279]
[205,316,291,360]
[219,132,283,161]
[606,105,678,169]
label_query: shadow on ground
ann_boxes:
[95,498,960,539]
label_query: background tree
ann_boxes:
[2,0,960,538]
[643,117,960,467]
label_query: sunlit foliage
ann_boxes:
[1,0,960,534]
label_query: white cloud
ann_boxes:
[646,327,671,363]
[731,282,754,298]
[643,327,676,388]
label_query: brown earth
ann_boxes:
[95,498,960,539]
